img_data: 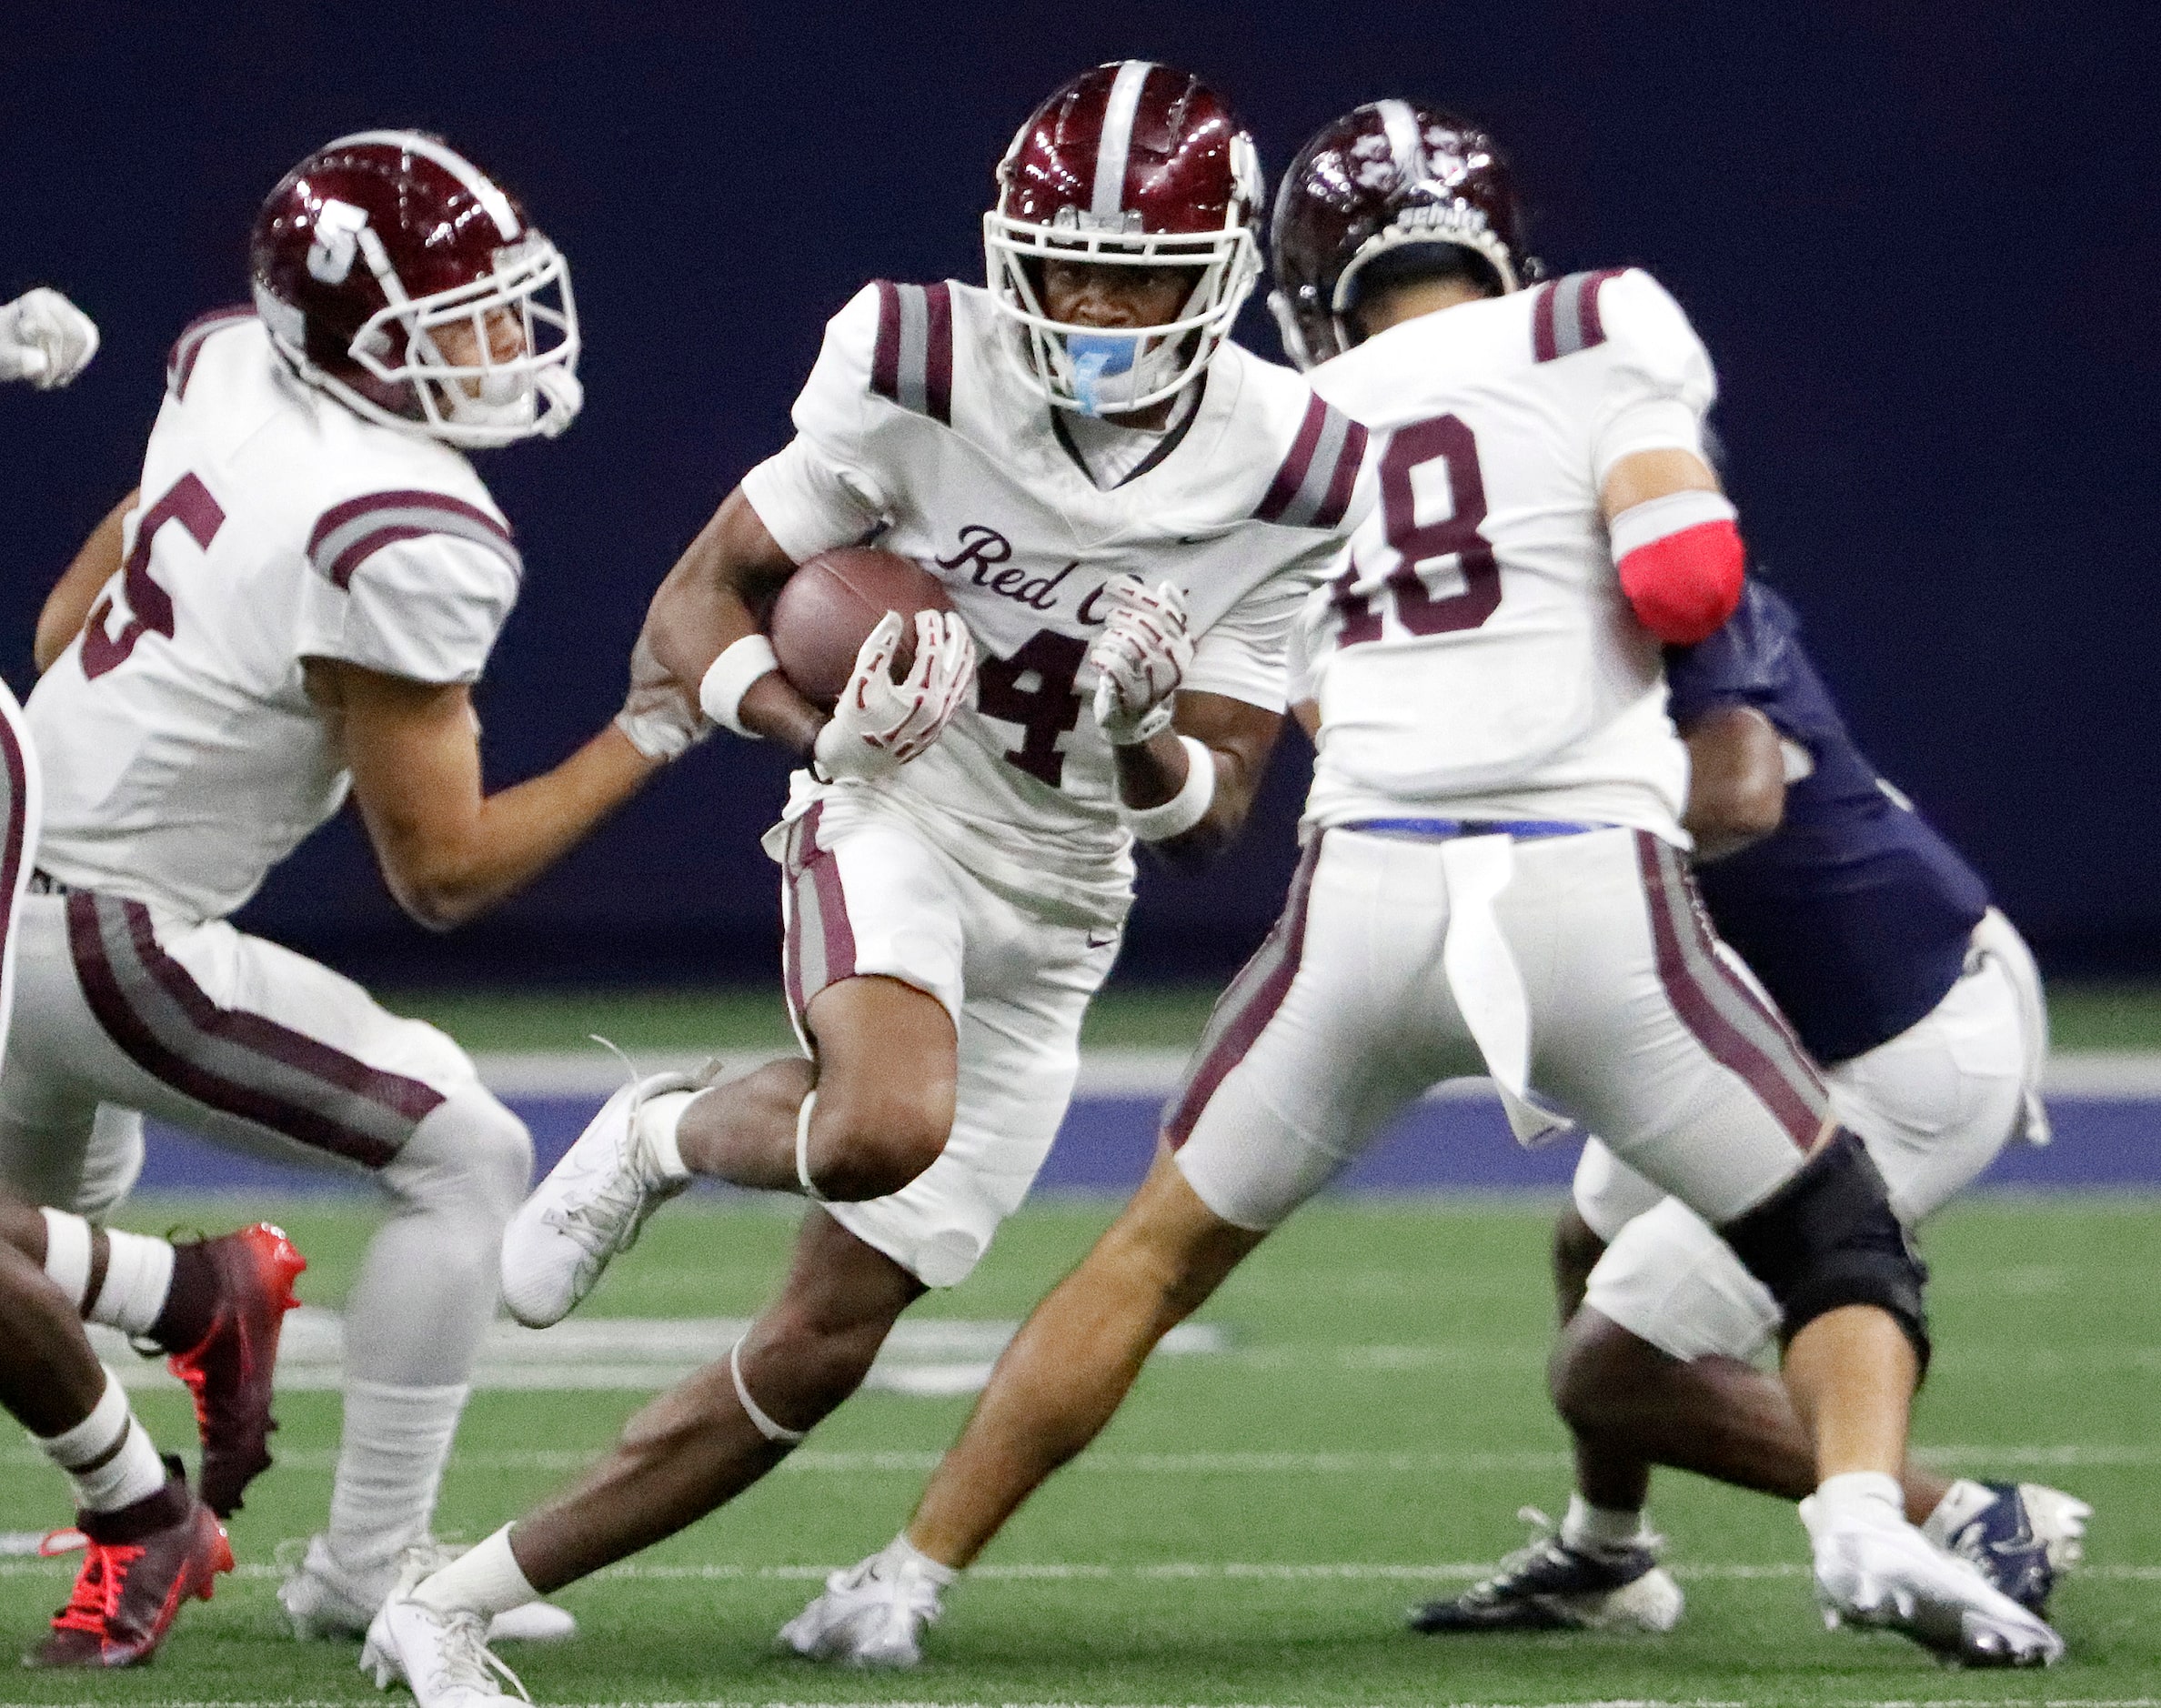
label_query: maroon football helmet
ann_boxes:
[985,60,1263,416]
[250,131,580,447]
[1269,101,1539,370]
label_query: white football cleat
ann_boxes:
[1802,1496,2064,1667]
[283,1534,576,1643]
[500,1070,699,1328]
[363,1560,530,1707]
[780,1541,950,1667]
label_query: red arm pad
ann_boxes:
[1617,518,1745,645]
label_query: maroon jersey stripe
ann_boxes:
[923,282,954,427]
[1312,417,1370,530]
[307,489,515,553]
[165,306,254,401]
[1531,281,1560,364]
[1256,396,1328,523]
[870,281,903,405]
[1576,267,1625,349]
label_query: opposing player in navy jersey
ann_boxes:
[1413,580,2086,1635]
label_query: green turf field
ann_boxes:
[5,1193,2155,1705]
[387,979,2161,1055]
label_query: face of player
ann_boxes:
[1039,261,1194,331]
[426,308,528,388]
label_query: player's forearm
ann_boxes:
[642,489,796,701]
[37,490,134,672]
[389,726,658,929]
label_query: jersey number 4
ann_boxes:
[977,630,1088,788]
[81,474,226,680]
[1329,413,1499,647]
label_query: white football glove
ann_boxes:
[813,610,977,783]
[616,633,714,762]
[0,288,99,388]
[1088,575,1193,745]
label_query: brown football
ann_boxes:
[767,547,957,709]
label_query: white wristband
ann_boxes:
[1608,488,1737,560]
[1120,736,1216,842]
[698,635,781,738]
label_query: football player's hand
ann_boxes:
[1089,575,1192,745]
[616,632,713,762]
[813,610,977,782]
[0,288,99,388]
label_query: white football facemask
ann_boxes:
[259,227,581,448]
[983,209,1261,417]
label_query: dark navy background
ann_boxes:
[6,2,2154,990]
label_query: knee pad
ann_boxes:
[382,1087,534,1227]
[1717,1130,1930,1370]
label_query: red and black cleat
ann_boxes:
[166,1222,307,1517]
[26,1460,234,1668]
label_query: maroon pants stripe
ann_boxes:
[0,706,29,980]
[1163,839,1324,1149]
[781,802,859,1029]
[67,893,443,1168]
[1635,832,1826,1150]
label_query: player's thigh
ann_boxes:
[0,681,42,1076]
[779,799,966,1052]
[24,889,487,1184]
[1514,831,1824,1225]
[1582,1195,1781,1363]
[820,879,1117,1289]
[1571,1137,1670,1244]
[1171,832,1463,1231]
[1829,947,2028,1225]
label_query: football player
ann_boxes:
[367,62,1368,1699]
[5,287,305,1667]
[7,133,703,1644]
[1411,579,2086,1634]
[777,102,2063,1669]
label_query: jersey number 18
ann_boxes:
[1328,413,1499,648]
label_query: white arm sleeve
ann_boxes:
[297,534,520,684]
[738,283,893,563]
[1588,270,1719,488]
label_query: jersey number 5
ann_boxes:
[1329,413,1499,647]
[81,474,226,681]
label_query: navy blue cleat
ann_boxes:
[1924,1480,2091,1613]
[1409,1509,1684,1633]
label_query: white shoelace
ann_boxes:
[418,1605,531,1703]
[542,1040,669,1260]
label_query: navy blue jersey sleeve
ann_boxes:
[1663,582,1798,728]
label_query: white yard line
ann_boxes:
[473,1048,2161,1101]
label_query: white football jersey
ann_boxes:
[29,313,522,920]
[1297,267,1714,838]
[741,279,1369,926]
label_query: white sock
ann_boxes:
[85,1228,175,1337]
[1811,1469,1905,1530]
[39,1208,93,1309]
[1561,1492,1649,1555]
[637,1090,698,1181]
[886,1531,959,1586]
[414,1524,538,1618]
[326,1379,469,1588]
[38,1369,170,1513]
